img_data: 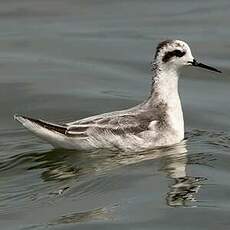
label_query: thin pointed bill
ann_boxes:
[189,59,222,73]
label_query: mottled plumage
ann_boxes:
[14,40,221,152]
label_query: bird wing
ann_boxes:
[66,112,155,137]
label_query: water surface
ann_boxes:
[1,0,230,229]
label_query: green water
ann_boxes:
[1,0,230,229]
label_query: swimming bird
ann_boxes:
[14,40,221,152]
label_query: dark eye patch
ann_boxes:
[162,49,186,63]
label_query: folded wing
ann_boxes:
[66,113,155,137]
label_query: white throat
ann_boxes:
[152,67,179,100]
[147,64,184,138]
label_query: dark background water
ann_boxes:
[1,0,230,229]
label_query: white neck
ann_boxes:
[151,67,179,100]
[145,64,184,138]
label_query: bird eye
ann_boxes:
[174,50,186,57]
[162,49,186,62]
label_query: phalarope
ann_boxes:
[14,40,221,152]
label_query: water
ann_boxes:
[1,0,230,229]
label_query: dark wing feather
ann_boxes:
[66,113,155,137]
[18,116,67,134]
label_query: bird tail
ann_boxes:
[14,115,70,148]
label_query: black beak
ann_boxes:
[189,59,222,73]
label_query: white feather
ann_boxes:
[14,40,199,152]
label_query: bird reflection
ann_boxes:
[3,140,206,208]
[166,176,205,207]
[159,143,206,207]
